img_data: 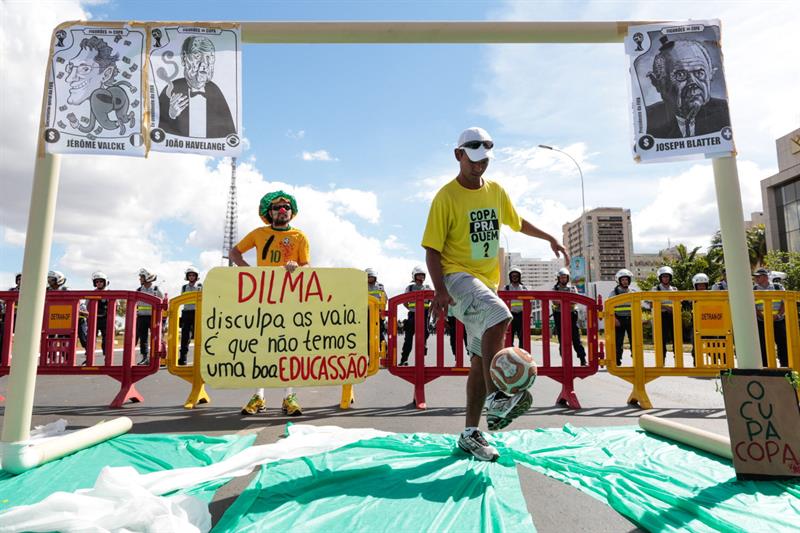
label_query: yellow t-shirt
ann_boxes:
[235,226,310,267]
[421,178,522,290]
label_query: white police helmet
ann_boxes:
[91,271,109,286]
[185,266,199,280]
[412,265,426,278]
[365,268,377,278]
[692,273,709,288]
[657,266,674,280]
[615,269,633,283]
[47,270,66,287]
[556,267,570,280]
[138,268,157,283]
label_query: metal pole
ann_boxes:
[712,155,760,369]
[241,21,652,44]
[539,145,590,284]
[1,152,61,443]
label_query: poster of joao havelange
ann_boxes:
[627,20,734,163]
[148,23,242,156]
[43,23,147,156]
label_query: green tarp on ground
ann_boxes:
[213,432,535,532]
[0,432,255,510]
[216,425,800,533]
[506,425,800,532]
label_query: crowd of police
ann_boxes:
[0,267,201,367]
[3,263,791,371]
[608,266,790,368]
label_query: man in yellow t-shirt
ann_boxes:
[422,127,568,462]
[229,190,310,417]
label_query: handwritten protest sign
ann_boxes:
[200,267,368,388]
[721,369,800,480]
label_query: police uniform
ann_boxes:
[400,281,432,365]
[136,284,164,364]
[180,282,203,364]
[552,282,587,366]
[368,281,387,342]
[754,280,788,367]
[655,283,678,358]
[609,284,636,365]
[504,281,528,348]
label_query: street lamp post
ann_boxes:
[538,144,590,286]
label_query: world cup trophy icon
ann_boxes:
[633,32,644,52]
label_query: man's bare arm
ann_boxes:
[228,247,248,267]
[425,247,454,323]
[520,219,569,264]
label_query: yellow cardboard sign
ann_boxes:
[48,304,73,330]
[200,267,368,388]
[696,301,727,333]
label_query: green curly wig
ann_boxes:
[259,190,298,225]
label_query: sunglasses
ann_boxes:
[460,140,494,150]
[271,204,292,211]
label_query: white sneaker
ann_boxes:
[485,390,532,431]
[457,430,499,462]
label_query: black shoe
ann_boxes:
[138,356,149,365]
[579,357,587,367]
[178,358,187,366]
[399,358,408,367]
[616,359,622,366]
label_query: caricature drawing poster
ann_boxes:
[43,23,147,156]
[627,20,735,163]
[148,23,242,157]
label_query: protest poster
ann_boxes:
[200,267,368,388]
[721,369,800,480]
[148,23,242,156]
[43,22,147,156]
[626,20,735,163]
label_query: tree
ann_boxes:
[764,250,800,290]
[746,224,767,269]
[707,223,766,272]
[640,244,722,290]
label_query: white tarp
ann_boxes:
[43,23,147,157]
[147,23,243,157]
[0,424,390,533]
[626,20,735,163]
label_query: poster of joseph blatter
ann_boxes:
[148,23,242,157]
[627,20,734,163]
[43,23,147,156]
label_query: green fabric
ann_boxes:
[503,425,800,533]
[0,432,255,510]
[213,432,535,533]
[217,426,800,533]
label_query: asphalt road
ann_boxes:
[0,334,730,532]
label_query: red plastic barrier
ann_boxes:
[387,289,603,409]
[0,290,166,407]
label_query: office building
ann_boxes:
[761,127,800,251]
[562,207,634,281]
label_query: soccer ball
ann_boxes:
[490,346,537,394]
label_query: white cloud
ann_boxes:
[301,150,337,162]
[286,129,305,140]
[0,1,416,298]
[383,234,406,251]
[3,227,25,246]
[632,159,770,252]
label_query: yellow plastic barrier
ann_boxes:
[166,291,209,409]
[167,291,385,410]
[603,290,800,408]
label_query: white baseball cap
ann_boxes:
[456,127,494,162]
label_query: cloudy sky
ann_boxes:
[1,0,797,298]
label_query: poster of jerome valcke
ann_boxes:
[148,23,242,157]
[627,20,734,163]
[43,23,147,156]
